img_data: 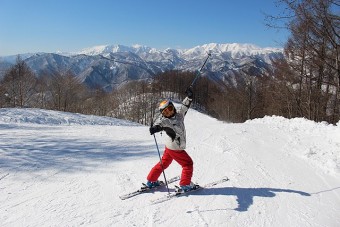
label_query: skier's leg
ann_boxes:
[167,148,193,186]
[147,147,173,182]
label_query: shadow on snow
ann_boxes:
[191,186,311,212]
[0,125,155,173]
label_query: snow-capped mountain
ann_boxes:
[78,44,159,57]
[78,43,281,59]
[0,43,283,90]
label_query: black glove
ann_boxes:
[149,125,162,135]
[185,87,194,99]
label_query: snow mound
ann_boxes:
[245,115,338,132]
[0,108,139,126]
[246,115,340,175]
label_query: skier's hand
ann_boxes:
[185,87,193,99]
[149,125,162,135]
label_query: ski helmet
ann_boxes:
[159,99,174,113]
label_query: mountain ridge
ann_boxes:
[0,43,284,91]
[77,42,282,59]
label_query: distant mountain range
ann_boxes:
[0,43,284,91]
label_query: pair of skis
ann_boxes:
[119,176,229,204]
[119,176,180,200]
[152,176,229,204]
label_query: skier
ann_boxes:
[146,88,196,192]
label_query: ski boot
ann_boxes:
[146,180,161,189]
[177,182,199,192]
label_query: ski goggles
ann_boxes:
[161,105,174,114]
[159,100,174,114]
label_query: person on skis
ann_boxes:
[146,87,196,192]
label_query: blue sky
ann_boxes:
[0,0,289,56]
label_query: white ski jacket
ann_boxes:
[154,97,192,150]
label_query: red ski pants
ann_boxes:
[147,147,193,186]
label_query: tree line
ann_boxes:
[0,0,339,125]
[266,0,340,124]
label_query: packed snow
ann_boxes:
[0,108,339,226]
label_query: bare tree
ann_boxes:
[0,56,36,107]
[48,71,87,112]
[268,0,340,123]
[0,83,10,107]
[33,74,49,109]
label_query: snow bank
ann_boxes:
[246,115,340,175]
[0,108,139,126]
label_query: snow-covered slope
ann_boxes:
[0,108,339,226]
[0,108,138,126]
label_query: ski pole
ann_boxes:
[151,121,171,196]
[189,53,211,88]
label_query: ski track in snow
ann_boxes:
[0,108,339,226]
